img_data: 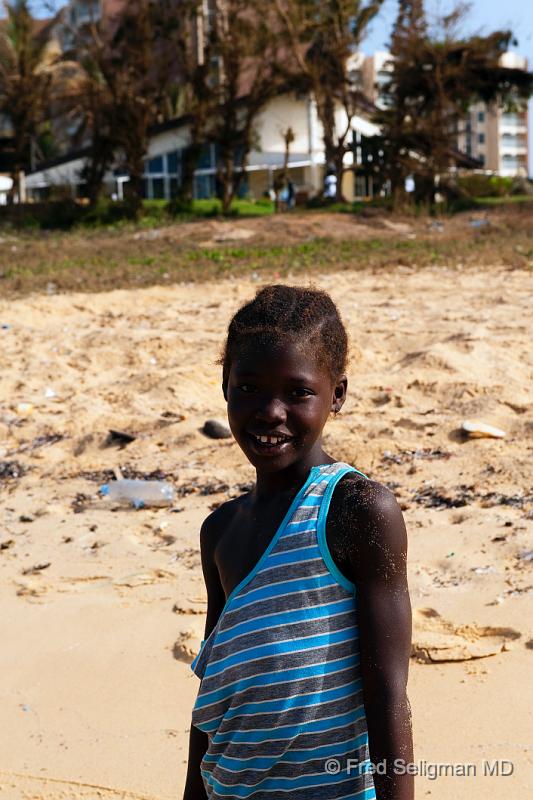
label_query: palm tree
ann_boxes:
[275,0,385,201]
[0,1,55,200]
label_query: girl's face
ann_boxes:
[225,339,346,473]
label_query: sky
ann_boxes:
[22,1,533,174]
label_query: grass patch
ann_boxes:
[474,195,533,206]
[1,206,531,298]
[0,197,276,232]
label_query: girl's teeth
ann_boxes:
[256,435,288,445]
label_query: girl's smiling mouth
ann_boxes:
[248,432,294,452]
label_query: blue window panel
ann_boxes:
[147,156,164,174]
[167,150,180,174]
[197,145,213,169]
[237,179,249,199]
[194,174,215,199]
[152,177,165,199]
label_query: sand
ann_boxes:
[0,259,532,799]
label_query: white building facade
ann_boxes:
[460,53,529,176]
[363,50,530,177]
[25,91,381,202]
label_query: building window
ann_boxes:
[197,144,214,169]
[151,178,165,199]
[501,113,520,126]
[478,133,485,144]
[166,151,180,174]
[477,111,485,123]
[501,155,519,171]
[194,174,216,199]
[147,156,164,174]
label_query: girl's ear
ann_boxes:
[331,375,347,415]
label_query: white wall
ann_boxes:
[24,91,381,197]
[25,156,87,192]
[253,94,311,155]
[145,126,191,159]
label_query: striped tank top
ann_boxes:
[191,462,376,799]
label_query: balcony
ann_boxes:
[499,154,528,175]
[499,136,528,154]
[499,113,528,135]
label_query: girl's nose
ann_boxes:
[255,397,286,423]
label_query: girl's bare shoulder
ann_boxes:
[329,471,399,518]
[200,492,250,549]
[327,472,407,580]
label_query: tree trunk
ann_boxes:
[179,134,203,206]
[124,154,144,217]
[218,152,235,215]
[85,146,111,206]
[334,149,346,203]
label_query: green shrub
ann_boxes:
[457,174,513,198]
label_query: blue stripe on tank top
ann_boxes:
[211,707,367,745]
[201,680,362,729]
[259,545,320,568]
[205,626,358,675]
[213,597,355,645]
[194,653,359,709]
[203,731,369,768]
[225,572,338,611]
[201,770,375,797]
[216,595,353,635]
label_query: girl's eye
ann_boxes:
[239,384,256,393]
[291,388,313,398]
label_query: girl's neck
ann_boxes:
[253,446,335,501]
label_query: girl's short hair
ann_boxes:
[220,284,348,391]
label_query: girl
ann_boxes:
[183,285,413,800]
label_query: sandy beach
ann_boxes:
[1,223,532,798]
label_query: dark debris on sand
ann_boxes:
[80,466,174,484]
[71,492,93,514]
[382,448,452,465]
[9,433,65,456]
[0,460,26,481]
[412,485,532,510]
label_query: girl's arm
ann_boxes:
[183,725,209,800]
[183,512,227,800]
[331,477,414,800]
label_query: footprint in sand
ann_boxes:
[172,596,207,615]
[412,607,521,663]
[172,622,204,663]
[0,768,165,799]
[15,580,49,601]
[113,569,176,589]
